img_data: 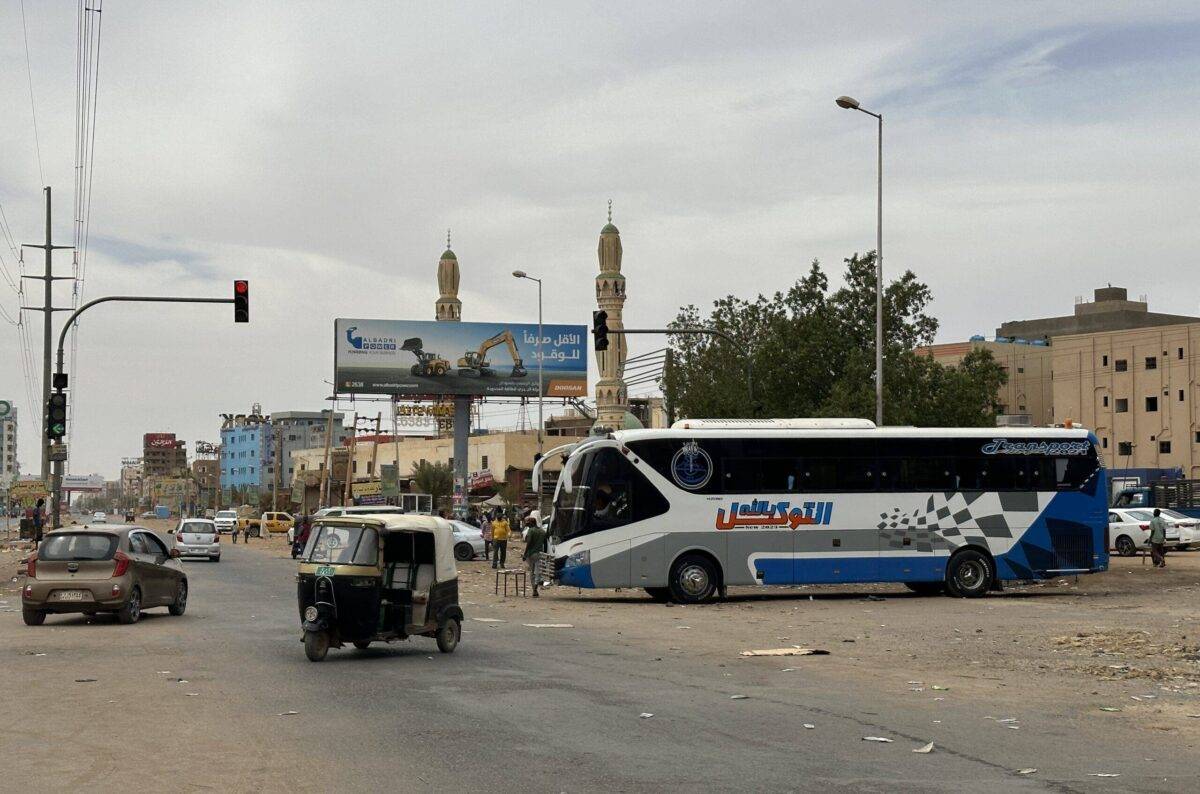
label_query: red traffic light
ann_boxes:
[234,280,249,322]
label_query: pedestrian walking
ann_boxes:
[491,513,510,569]
[481,513,494,558]
[33,498,45,543]
[523,515,548,597]
[232,522,240,544]
[1149,508,1168,568]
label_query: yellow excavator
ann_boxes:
[401,337,451,377]
[457,330,528,377]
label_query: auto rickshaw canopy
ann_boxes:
[313,514,458,583]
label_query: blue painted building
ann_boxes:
[219,410,349,503]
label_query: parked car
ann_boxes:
[213,510,238,534]
[1108,508,1181,556]
[1158,508,1199,550]
[171,519,221,562]
[21,527,188,625]
[447,520,487,561]
[91,511,107,524]
[140,511,156,519]
[260,511,294,535]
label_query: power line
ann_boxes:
[19,0,45,187]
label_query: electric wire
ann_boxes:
[19,0,45,187]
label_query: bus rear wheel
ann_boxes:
[668,554,718,604]
[946,550,993,598]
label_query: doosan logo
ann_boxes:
[345,326,398,352]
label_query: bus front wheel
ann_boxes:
[669,554,718,604]
[945,550,993,598]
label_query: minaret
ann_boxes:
[435,229,461,322]
[595,201,630,430]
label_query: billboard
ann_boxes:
[144,433,177,449]
[62,474,105,492]
[335,319,587,398]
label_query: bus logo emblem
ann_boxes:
[671,441,713,490]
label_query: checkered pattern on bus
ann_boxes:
[876,491,1043,550]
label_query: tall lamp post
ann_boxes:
[836,94,884,426]
[512,270,544,518]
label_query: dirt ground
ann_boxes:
[5,520,1199,744]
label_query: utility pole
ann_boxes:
[369,411,382,485]
[343,412,358,506]
[272,426,282,512]
[20,187,74,483]
[319,405,338,510]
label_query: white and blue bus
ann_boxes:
[542,419,1108,603]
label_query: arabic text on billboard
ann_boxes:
[335,319,587,398]
[144,433,177,449]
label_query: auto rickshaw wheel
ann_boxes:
[436,617,461,653]
[352,640,371,650]
[304,630,330,662]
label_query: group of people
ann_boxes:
[474,509,548,596]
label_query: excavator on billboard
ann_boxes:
[401,338,451,377]
[457,330,528,378]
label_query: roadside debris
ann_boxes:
[739,648,829,657]
[523,623,573,628]
[277,711,299,716]
[912,742,934,754]
[803,723,815,729]
[730,695,749,700]
[862,736,893,743]
[639,713,654,719]
[1088,773,1120,778]
[1099,707,1121,712]
[1016,769,1037,775]
[472,618,506,623]
[74,678,96,683]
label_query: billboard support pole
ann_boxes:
[453,397,470,520]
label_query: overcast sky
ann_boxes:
[3,1,1199,479]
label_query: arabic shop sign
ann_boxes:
[715,500,834,531]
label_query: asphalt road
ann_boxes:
[1,543,1189,793]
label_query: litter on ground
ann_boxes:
[739,648,829,657]
[913,742,934,754]
[862,736,893,743]
[522,623,574,628]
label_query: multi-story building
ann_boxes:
[1,400,18,486]
[918,339,1054,425]
[996,286,1199,342]
[120,461,144,504]
[220,410,348,501]
[143,433,188,477]
[1051,323,1200,477]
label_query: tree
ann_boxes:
[662,252,1008,427]
[411,460,453,512]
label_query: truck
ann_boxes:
[1111,479,1200,519]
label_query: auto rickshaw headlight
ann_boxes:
[304,606,319,622]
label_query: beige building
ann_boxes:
[1051,323,1200,476]
[290,430,564,496]
[919,339,1054,425]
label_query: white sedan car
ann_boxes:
[91,511,107,524]
[448,520,487,562]
[1108,508,1181,556]
[1159,509,1200,550]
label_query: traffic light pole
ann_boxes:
[50,295,235,529]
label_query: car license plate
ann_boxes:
[189,548,208,555]
[55,590,85,601]
[315,566,336,576]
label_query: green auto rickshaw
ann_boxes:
[296,514,464,662]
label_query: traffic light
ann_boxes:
[234,279,249,323]
[592,310,609,352]
[47,392,67,441]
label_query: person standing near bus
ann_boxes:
[481,513,494,558]
[523,515,547,597]
[1149,508,1168,568]
[491,513,510,569]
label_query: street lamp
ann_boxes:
[836,94,884,427]
[512,270,545,518]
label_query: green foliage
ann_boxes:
[662,252,1008,427]
[411,460,453,510]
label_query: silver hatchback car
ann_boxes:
[172,519,221,562]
